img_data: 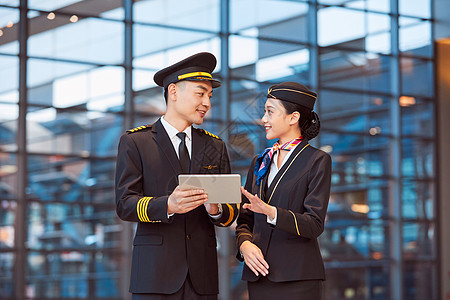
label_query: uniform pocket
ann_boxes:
[133,234,163,245]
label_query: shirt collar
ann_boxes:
[160,115,192,141]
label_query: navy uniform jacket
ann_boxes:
[236,139,332,282]
[115,118,238,295]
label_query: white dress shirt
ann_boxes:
[160,116,222,218]
[160,115,192,159]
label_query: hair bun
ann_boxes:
[304,111,320,140]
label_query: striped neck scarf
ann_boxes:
[254,137,303,186]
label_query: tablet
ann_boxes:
[178,174,241,204]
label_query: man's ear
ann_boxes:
[290,111,300,125]
[167,83,177,101]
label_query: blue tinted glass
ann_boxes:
[401,57,434,96]
[134,0,220,32]
[0,7,19,54]
[0,253,14,297]
[402,180,434,220]
[401,138,434,178]
[400,0,431,19]
[28,14,124,64]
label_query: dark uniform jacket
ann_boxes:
[236,139,332,282]
[115,118,238,295]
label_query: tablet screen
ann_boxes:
[178,174,241,203]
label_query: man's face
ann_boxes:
[170,80,213,125]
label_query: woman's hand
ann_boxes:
[241,187,276,219]
[240,241,269,276]
[204,203,220,215]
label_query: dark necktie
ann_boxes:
[177,132,190,173]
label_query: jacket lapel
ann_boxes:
[190,128,206,174]
[152,119,182,175]
[265,139,310,202]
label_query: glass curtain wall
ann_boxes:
[0,0,437,299]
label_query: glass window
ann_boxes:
[401,138,434,179]
[27,59,124,111]
[29,0,84,11]
[28,13,124,65]
[403,261,437,300]
[403,222,436,258]
[0,103,17,152]
[320,49,391,93]
[0,0,18,6]
[94,252,121,297]
[321,131,391,182]
[402,180,434,220]
[0,7,19,54]
[133,68,157,92]
[322,219,390,261]
[401,57,433,97]
[229,34,258,71]
[231,0,309,42]
[320,90,390,116]
[0,55,18,103]
[26,251,93,298]
[26,107,123,156]
[229,37,310,83]
[320,90,391,136]
[343,0,390,14]
[0,153,16,201]
[323,264,390,299]
[0,203,15,249]
[401,97,434,137]
[230,0,308,34]
[133,24,219,68]
[29,0,124,20]
[134,0,220,33]
[400,18,432,58]
[0,253,14,298]
[399,0,431,19]
[27,201,118,251]
[318,6,391,52]
[26,154,118,206]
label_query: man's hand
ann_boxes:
[241,187,276,219]
[240,241,269,276]
[168,186,208,214]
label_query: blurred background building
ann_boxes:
[0,0,449,299]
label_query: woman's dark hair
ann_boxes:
[280,101,320,140]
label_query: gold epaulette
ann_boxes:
[127,125,151,133]
[201,129,221,140]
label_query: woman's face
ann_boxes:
[261,98,297,141]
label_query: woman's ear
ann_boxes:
[290,111,300,125]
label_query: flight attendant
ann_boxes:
[236,82,332,299]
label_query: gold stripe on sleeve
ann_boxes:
[142,197,152,222]
[288,210,300,236]
[220,204,234,226]
[237,233,253,239]
[137,197,145,222]
[137,197,153,222]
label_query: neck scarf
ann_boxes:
[254,137,303,186]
